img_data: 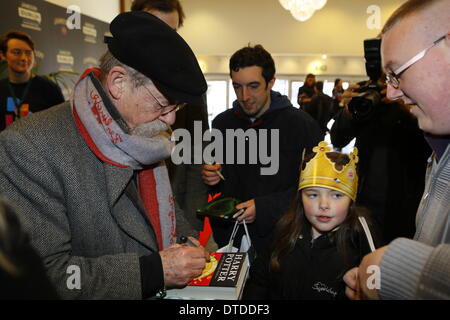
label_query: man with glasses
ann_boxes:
[0,12,209,299]
[0,30,64,131]
[344,0,450,300]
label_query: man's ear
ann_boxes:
[268,77,276,90]
[106,66,128,100]
[0,50,5,60]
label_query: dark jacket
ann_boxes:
[303,92,334,137]
[243,228,373,300]
[330,102,431,244]
[297,85,315,109]
[0,76,65,131]
[210,91,322,254]
[167,100,210,231]
[0,199,59,300]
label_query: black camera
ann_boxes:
[348,38,386,120]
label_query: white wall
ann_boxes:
[44,0,406,55]
[179,0,405,56]
[178,0,405,77]
[43,0,406,77]
[45,0,120,23]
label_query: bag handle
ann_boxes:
[227,220,252,252]
[241,220,252,247]
[358,216,376,252]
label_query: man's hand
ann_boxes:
[341,83,361,115]
[201,163,222,186]
[344,245,389,300]
[159,243,210,288]
[235,199,256,224]
[343,267,361,300]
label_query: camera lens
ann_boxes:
[348,89,380,120]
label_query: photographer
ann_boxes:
[330,38,430,245]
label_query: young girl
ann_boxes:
[243,141,377,300]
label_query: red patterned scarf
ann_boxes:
[72,68,176,249]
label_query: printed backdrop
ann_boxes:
[0,0,110,97]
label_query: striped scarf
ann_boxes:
[71,68,176,249]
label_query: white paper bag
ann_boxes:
[217,220,255,266]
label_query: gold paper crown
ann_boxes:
[298,141,359,201]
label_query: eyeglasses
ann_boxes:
[386,34,446,89]
[143,83,186,116]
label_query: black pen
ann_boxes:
[232,208,245,219]
[179,235,198,247]
[205,161,225,181]
[180,236,211,263]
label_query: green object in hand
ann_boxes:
[196,197,241,220]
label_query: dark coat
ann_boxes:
[303,92,334,137]
[0,199,59,300]
[243,228,372,300]
[167,101,210,231]
[330,102,431,243]
[209,91,322,254]
[0,76,65,131]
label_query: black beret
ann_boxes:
[105,11,207,105]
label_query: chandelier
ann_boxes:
[279,0,327,22]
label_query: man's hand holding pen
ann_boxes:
[159,236,210,288]
[235,199,256,224]
[201,163,225,186]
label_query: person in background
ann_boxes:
[332,78,344,103]
[0,35,6,67]
[331,78,344,118]
[297,73,316,109]
[202,44,322,255]
[131,0,185,29]
[0,11,209,299]
[244,142,377,299]
[132,0,210,235]
[344,0,450,300]
[0,30,64,131]
[302,81,334,138]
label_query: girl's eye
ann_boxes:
[332,193,343,199]
[307,193,317,198]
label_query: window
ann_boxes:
[228,80,236,109]
[206,76,360,125]
[323,80,334,97]
[290,81,303,108]
[206,80,228,128]
[272,79,289,97]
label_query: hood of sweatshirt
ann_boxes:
[231,90,293,121]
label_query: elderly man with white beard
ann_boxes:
[0,11,209,299]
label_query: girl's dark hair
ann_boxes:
[131,0,185,27]
[229,44,275,88]
[270,151,370,272]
